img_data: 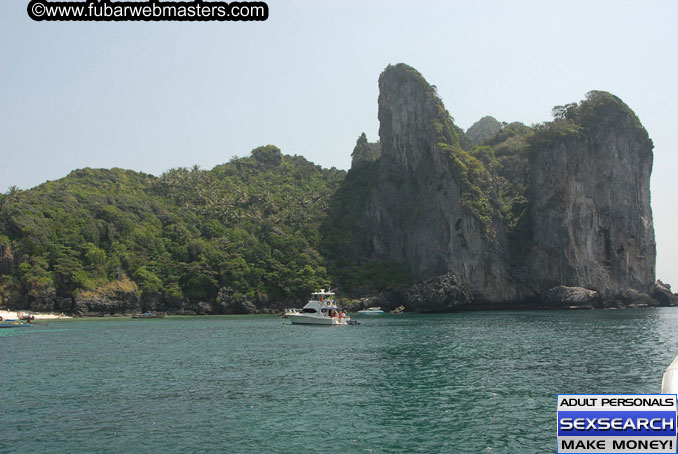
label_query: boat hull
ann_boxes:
[0,323,33,328]
[288,314,346,325]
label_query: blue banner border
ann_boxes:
[556,394,678,454]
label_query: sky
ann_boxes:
[1,0,677,285]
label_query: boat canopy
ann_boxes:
[311,289,334,296]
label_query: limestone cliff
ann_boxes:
[358,64,519,302]
[341,64,657,307]
[526,92,655,297]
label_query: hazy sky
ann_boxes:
[1,0,677,285]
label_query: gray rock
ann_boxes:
[545,286,600,308]
[658,280,673,292]
[347,65,656,307]
[216,287,257,314]
[652,280,678,306]
[359,63,519,303]
[74,285,141,315]
[612,289,656,308]
[193,301,214,315]
[28,287,57,312]
[55,297,74,314]
[72,300,88,316]
[406,273,472,312]
[527,91,655,298]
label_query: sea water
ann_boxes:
[2,309,677,453]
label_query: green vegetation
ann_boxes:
[433,102,498,227]
[1,85,640,312]
[531,90,648,153]
[480,122,533,230]
[0,146,346,310]
[442,144,495,226]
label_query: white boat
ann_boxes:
[287,290,350,325]
[357,307,385,315]
[282,308,302,318]
[662,354,678,393]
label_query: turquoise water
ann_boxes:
[2,309,678,453]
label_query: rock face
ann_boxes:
[608,289,657,308]
[527,92,655,297]
[27,287,57,312]
[347,64,657,307]
[216,287,257,314]
[73,279,141,315]
[361,64,518,303]
[545,286,600,308]
[652,281,678,306]
[351,133,381,167]
[406,273,472,312]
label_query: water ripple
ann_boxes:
[2,309,678,453]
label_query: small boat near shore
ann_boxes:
[357,307,385,315]
[0,319,33,328]
[285,290,352,325]
[131,312,167,319]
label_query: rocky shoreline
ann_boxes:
[6,274,676,317]
[350,276,678,314]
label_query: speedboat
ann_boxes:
[357,307,385,315]
[287,290,350,325]
[0,319,33,328]
[131,312,167,319]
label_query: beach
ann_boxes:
[0,309,71,320]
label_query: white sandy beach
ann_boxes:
[0,309,72,320]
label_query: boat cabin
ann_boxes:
[301,290,342,318]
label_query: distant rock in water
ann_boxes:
[466,116,502,146]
